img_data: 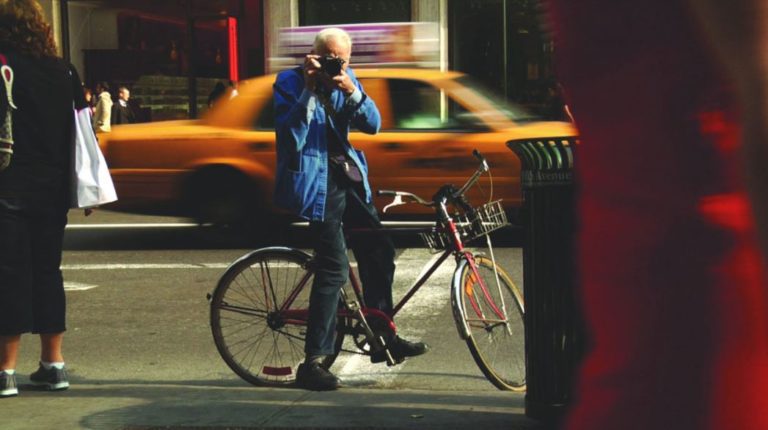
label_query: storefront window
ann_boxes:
[449,0,555,117]
[299,0,411,25]
[65,0,263,122]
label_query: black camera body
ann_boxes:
[319,56,345,77]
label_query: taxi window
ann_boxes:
[387,79,485,131]
[254,96,275,130]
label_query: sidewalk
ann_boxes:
[4,381,545,430]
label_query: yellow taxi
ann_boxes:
[99,69,576,226]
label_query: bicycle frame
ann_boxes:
[344,217,511,340]
[266,212,512,341]
[262,150,513,352]
[210,150,525,389]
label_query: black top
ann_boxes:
[112,102,135,125]
[0,49,85,201]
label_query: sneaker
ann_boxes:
[296,361,340,391]
[371,335,429,364]
[29,363,69,391]
[0,371,18,398]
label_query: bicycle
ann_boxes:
[208,150,526,391]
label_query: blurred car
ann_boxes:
[99,69,577,228]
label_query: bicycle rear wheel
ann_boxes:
[210,247,345,386]
[453,254,526,391]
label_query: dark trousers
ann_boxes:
[0,197,68,336]
[305,169,396,357]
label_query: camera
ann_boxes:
[318,56,345,77]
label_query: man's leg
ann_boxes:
[344,188,395,313]
[345,190,428,362]
[305,178,348,358]
[298,172,348,391]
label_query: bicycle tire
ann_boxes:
[210,247,345,386]
[452,254,526,391]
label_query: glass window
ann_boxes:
[454,76,539,123]
[387,79,486,131]
[66,0,263,121]
[449,0,555,116]
[299,0,411,25]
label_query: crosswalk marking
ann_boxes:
[66,223,198,229]
[334,248,456,387]
[61,263,230,270]
[64,282,98,291]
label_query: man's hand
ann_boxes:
[331,70,356,96]
[307,53,355,95]
[303,55,322,91]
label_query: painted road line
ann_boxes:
[334,248,453,387]
[64,282,98,291]
[66,223,198,230]
[61,263,231,270]
[60,261,359,271]
[65,221,434,230]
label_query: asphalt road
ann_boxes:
[15,209,525,393]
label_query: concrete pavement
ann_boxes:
[3,379,544,430]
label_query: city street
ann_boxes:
[7,209,535,430]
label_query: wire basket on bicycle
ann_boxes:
[419,199,510,252]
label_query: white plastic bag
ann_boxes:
[71,106,117,208]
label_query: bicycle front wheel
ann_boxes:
[210,247,345,386]
[453,254,526,391]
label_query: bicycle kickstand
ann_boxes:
[347,300,397,366]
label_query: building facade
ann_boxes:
[38,0,555,122]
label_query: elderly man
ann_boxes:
[273,27,428,391]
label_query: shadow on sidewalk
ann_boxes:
[66,384,543,430]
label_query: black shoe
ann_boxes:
[296,362,340,391]
[29,363,69,391]
[371,336,429,364]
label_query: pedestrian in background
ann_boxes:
[546,1,768,428]
[92,81,112,132]
[0,0,86,398]
[82,86,94,113]
[111,86,135,125]
[207,81,227,108]
[273,27,428,391]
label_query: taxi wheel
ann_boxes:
[185,168,263,233]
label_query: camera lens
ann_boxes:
[320,56,343,77]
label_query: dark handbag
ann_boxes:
[329,154,363,183]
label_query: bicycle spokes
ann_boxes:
[457,255,525,391]
[465,257,508,324]
[210,248,345,386]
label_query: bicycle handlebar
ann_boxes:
[377,149,489,213]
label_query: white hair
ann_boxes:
[313,27,352,52]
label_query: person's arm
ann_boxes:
[336,69,381,135]
[92,98,104,127]
[273,69,318,153]
[687,0,768,266]
[111,104,120,125]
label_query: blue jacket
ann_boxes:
[273,67,381,220]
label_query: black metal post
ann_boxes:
[186,1,198,119]
[59,0,71,62]
[508,137,585,424]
